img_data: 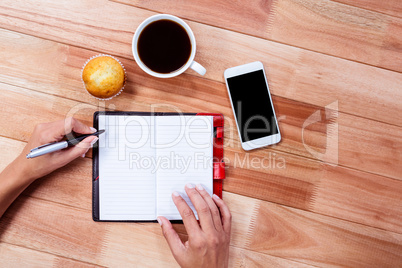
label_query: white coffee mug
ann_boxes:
[132,14,206,78]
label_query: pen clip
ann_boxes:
[30,141,58,152]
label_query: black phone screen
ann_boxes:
[227,70,278,142]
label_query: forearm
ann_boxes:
[0,118,96,219]
[0,154,34,218]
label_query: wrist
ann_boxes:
[12,154,38,183]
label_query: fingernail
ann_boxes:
[90,127,97,133]
[90,137,99,147]
[157,217,163,226]
[81,153,86,158]
[213,194,220,200]
[196,184,204,191]
[186,183,195,189]
[172,191,180,197]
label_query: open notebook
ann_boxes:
[93,112,214,221]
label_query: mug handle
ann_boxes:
[190,61,206,76]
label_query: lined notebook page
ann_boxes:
[155,116,214,220]
[99,115,156,220]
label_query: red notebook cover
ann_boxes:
[196,113,225,198]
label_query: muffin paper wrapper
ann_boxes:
[81,54,127,101]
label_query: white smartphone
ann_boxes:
[224,61,281,151]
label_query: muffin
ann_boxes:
[82,55,126,100]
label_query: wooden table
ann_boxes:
[0,0,401,267]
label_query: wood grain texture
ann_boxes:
[313,165,402,233]
[0,2,401,126]
[0,243,55,267]
[0,197,108,264]
[0,82,401,235]
[1,138,402,266]
[114,0,402,72]
[1,178,401,267]
[247,199,402,267]
[0,135,401,266]
[229,247,314,268]
[0,29,401,181]
[331,0,402,19]
[381,19,402,71]
[0,243,103,268]
[223,149,402,234]
[0,159,315,267]
[0,0,401,266]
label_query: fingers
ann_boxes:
[212,194,232,236]
[195,184,222,232]
[157,216,185,259]
[172,191,201,235]
[60,136,98,163]
[65,117,96,135]
[184,183,215,233]
[47,117,95,141]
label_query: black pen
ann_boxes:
[26,130,105,159]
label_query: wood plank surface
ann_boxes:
[0,29,401,181]
[0,243,103,268]
[230,247,314,268]
[0,84,401,235]
[247,199,402,267]
[113,0,402,72]
[1,178,401,267]
[1,123,401,266]
[0,0,401,266]
[0,132,401,267]
[0,137,314,268]
[331,0,402,18]
[0,2,401,127]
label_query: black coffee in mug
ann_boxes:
[137,19,192,74]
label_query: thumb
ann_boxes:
[157,216,185,258]
[65,136,98,160]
